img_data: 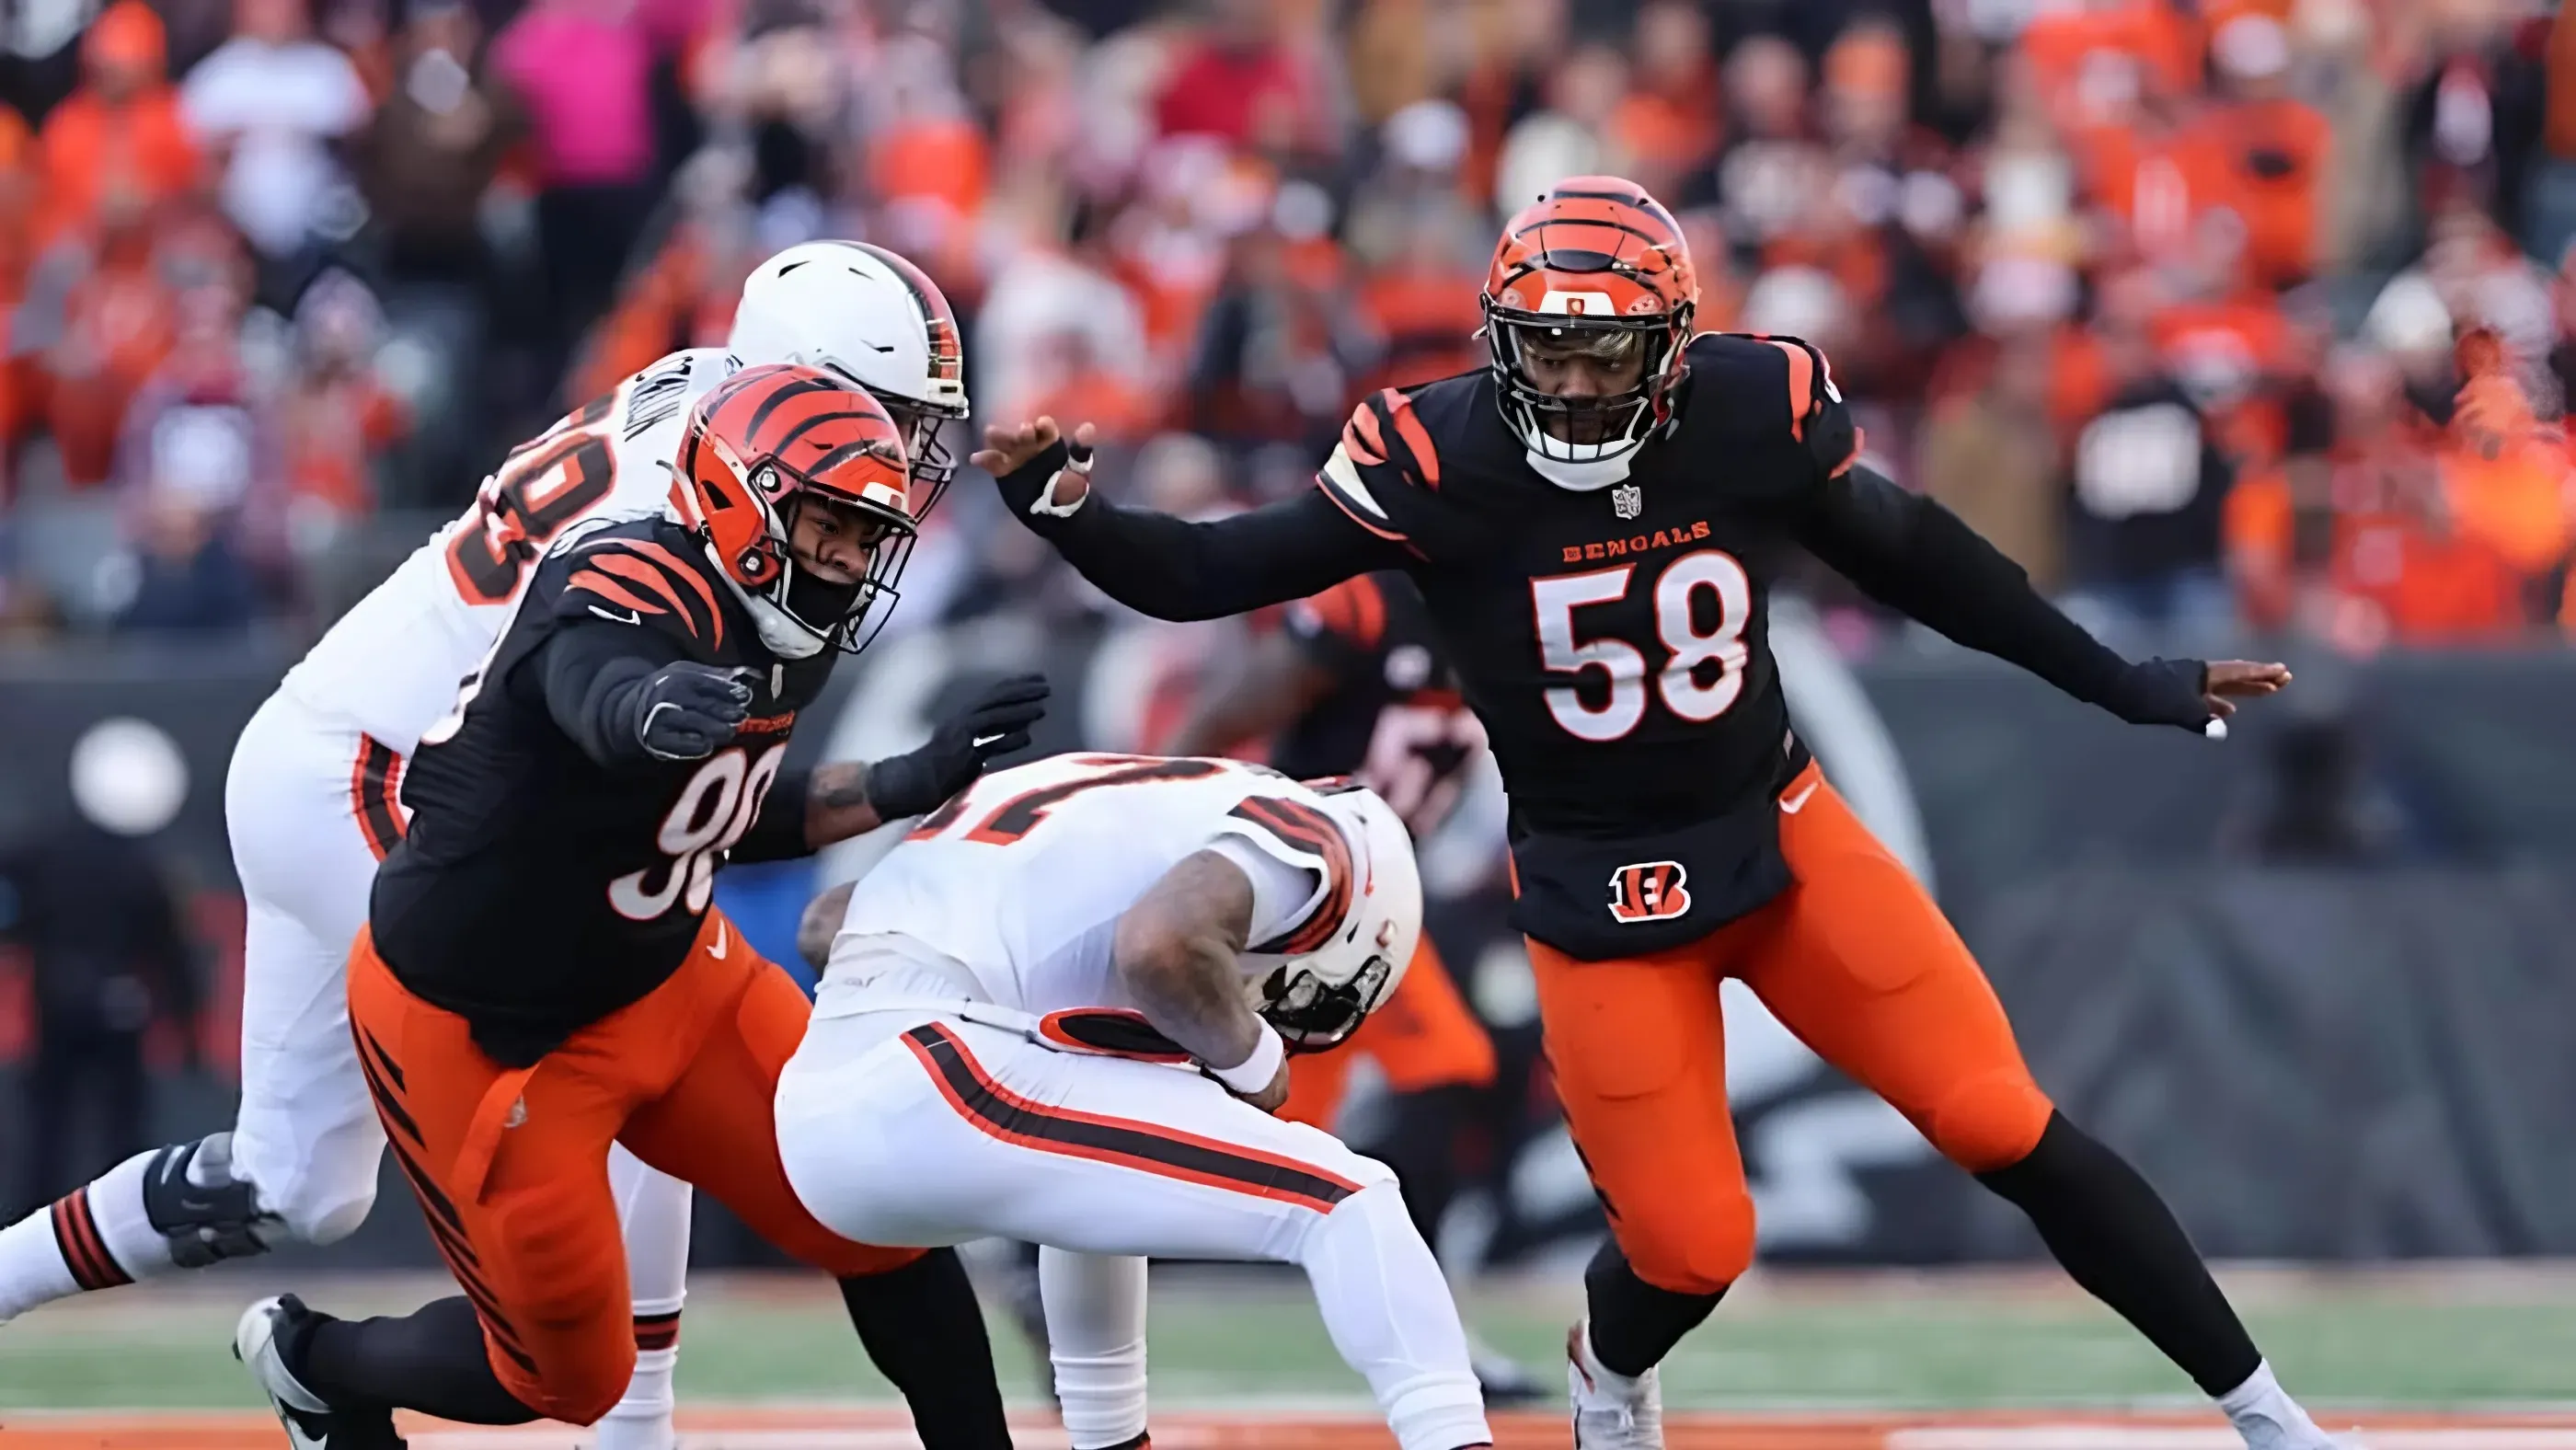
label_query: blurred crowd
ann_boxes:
[4,0,2576,658]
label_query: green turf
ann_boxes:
[6,1270,2572,1411]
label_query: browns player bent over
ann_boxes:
[236,366,1043,1450]
[1161,570,1537,1403]
[976,178,2332,1450]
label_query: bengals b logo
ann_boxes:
[1607,860,1692,924]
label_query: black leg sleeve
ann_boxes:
[298,1296,542,1425]
[1976,1112,2261,1397]
[1369,1085,1478,1250]
[840,1249,1013,1450]
[1582,1237,1725,1379]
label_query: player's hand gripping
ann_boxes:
[634,662,757,761]
[974,416,1098,521]
[2111,658,2293,738]
[863,673,1053,821]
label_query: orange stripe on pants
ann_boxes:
[1529,762,2053,1294]
[345,917,918,1425]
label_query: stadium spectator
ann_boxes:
[179,0,370,304]
[353,0,523,290]
[30,1,198,248]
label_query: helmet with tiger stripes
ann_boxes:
[667,362,918,658]
[1481,176,1698,484]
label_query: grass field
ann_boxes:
[4,1263,2572,1445]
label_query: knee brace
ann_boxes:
[142,1135,285,1269]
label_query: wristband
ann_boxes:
[1209,1022,1285,1095]
[1030,441,1092,518]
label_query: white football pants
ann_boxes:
[775,995,1491,1450]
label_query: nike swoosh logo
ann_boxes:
[1780,782,1820,814]
[588,604,643,626]
[708,921,728,960]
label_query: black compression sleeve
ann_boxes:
[1037,487,1409,622]
[1797,465,2132,708]
[532,622,685,769]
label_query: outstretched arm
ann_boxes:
[1796,464,2287,729]
[976,419,1411,622]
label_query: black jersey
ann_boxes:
[372,517,828,1064]
[1019,332,2203,959]
[1268,570,1484,838]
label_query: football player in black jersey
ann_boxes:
[976,178,2335,1450]
[1162,570,1538,1403]
[237,366,1042,1450]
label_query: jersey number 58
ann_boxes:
[611,743,788,921]
[1531,550,1753,742]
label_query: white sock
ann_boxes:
[603,1146,689,1450]
[594,1342,679,1450]
[2218,1360,2328,1447]
[1294,1181,1490,1450]
[0,1149,181,1320]
[1041,1249,1149,1450]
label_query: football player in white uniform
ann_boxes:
[776,754,1494,1450]
[0,242,968,1450]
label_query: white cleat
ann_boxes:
[235,1295,407,1449]
[1567,1319,1663,1450]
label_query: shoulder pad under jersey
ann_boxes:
[546,526,734,657]
[1313,378,1474,549]
[1688,333,1864,483]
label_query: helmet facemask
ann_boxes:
[765,485,919,655]
[1255,952,1397,1054]
[1486,307,1690,462]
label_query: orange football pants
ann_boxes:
[346,913,918,1425]
[1281,934,1498,1130]
[1530,761,2054,1295]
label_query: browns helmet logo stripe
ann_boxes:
[1606,859,1692,924]
[1229,795,1356,956]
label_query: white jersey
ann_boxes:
[821,754,1350,1018]
[277,348,742,754]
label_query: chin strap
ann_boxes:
[1524,448,1637,492]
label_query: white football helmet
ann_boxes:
[1248,783,1421,1053]
[730,241,970,514]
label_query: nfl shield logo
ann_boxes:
[1611,483,1644,520]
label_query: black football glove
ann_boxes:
[633,662,755,761]
[2106,657,2214,734]
[864,673,1052,820]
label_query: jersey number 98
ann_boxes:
[444,401,619,605]
[611,743,788,921]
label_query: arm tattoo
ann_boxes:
[1114,851,1262,1069]
[811,761,871,811]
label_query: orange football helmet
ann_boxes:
[668,362,917,656]
[1481,177,1699,467]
